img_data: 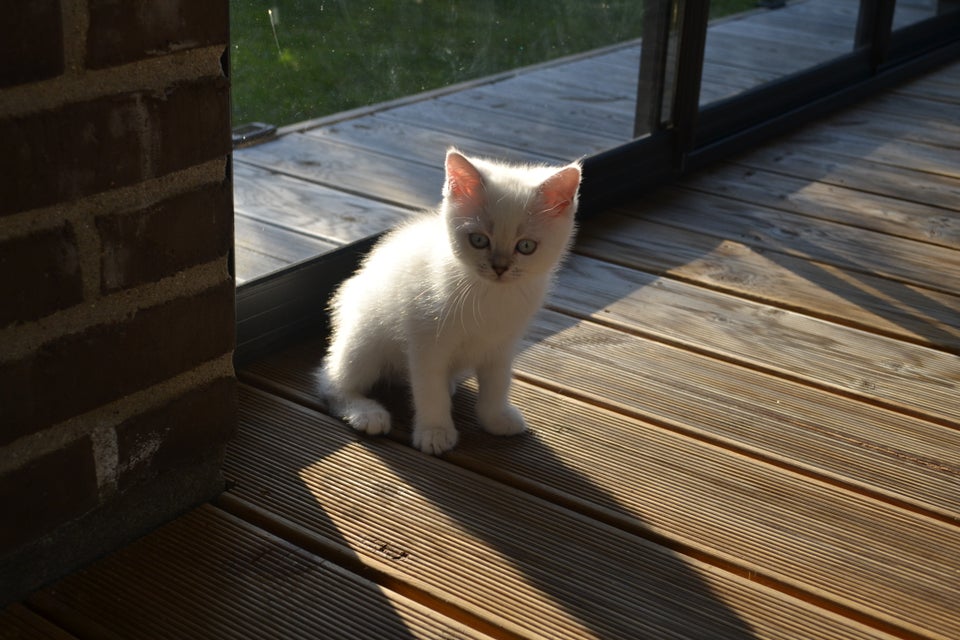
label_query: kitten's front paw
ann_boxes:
[343,399,391,436]
[412,424,459,455]
[479,404,528,436]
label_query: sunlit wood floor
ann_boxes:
[6,3,960,639]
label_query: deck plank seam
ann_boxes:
[300,118,569,165]
[570,242,960,356]
[540,300,960,433]
[724,155,960,211]
[233,156,430,215]
[609,211,960,299]
[202,503,508,639]
[234,208,357,250]
[677,174,960,252]
[377,99,623,155]
[214,492,530,640]
[508,368,960,528]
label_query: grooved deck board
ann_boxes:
[381,95,622,157]
[0,605,77,640]
[857,90,960,125]
[730,144,960,212]
[807,111,960,168]
[234,215,338,285]
[236,135,442,212]
[680,163,960,249]
[27,506,491,640]
[519,311,960,508]
[552,254,960,424]
[305,113,559,168]
[233,162,414,245]
[575,213,960,352]
[224,384,906,640]
[238,315,960,523]
[628,188,960,295]
[746,125,960,180]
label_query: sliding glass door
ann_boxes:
[233,0,960,360]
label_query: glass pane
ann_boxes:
[229,1,765,137]
[894,0,960,30]
[699,0,860,108]
[228,1,762,284]
[231,2,653,129]
[230,1,653,283]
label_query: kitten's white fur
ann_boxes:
[320,148,581,454]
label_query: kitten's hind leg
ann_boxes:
[320,355,392,436]
[448,370,471,397]
[321,376,392,436]
[338,395,391,436]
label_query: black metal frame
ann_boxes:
[235,0,960,366]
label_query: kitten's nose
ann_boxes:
[491,253,511,278]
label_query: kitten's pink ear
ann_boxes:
[538,165,581,217]
[444,150,484,208]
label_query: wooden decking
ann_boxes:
[7,2,960,639]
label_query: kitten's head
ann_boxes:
[441,148,581,284]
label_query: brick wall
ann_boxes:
[0,1,235,603]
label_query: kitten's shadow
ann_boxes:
[362,379,759,639]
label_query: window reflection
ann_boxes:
[894,0,960,30]
[231,1,652,128]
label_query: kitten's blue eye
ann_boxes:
[468,233,489,249]
[516,239,538,255]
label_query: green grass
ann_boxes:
[231,1,757,127]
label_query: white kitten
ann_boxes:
[320,148,581,454]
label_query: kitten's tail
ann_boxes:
[317,358,393,437]
[315,361,338,414]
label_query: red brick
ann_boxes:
[0,1,64,88]
[0,437,100,552]
[0,281,235,446]
[146,78,232,176]
[0,95,144,216]
[116,377,236,489]
[0,225,83,328]
[98,181,232,293]
[0,78,230,216]
[86,1,228,69]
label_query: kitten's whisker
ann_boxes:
[448,280,465,335]
[462,280,479,332]
[470,282,483,327]
[436,281,458,339]
[456,282,470,333]
[437,276,474,339]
